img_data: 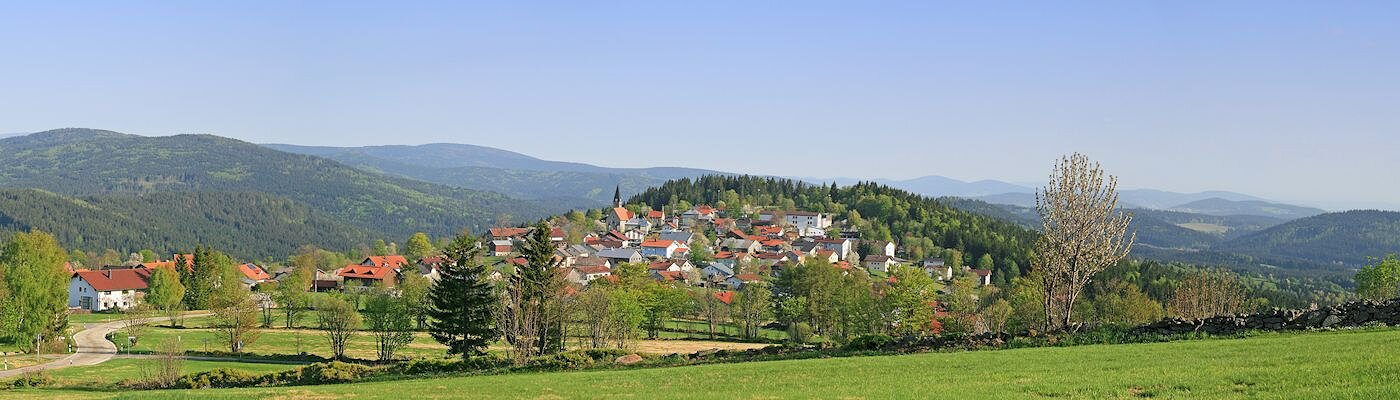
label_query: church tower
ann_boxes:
[613,185,623,208]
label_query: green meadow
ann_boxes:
[12,328,1399,399]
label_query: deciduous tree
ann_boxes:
[1034,153,1135,331]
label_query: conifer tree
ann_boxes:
[427,234,499,359]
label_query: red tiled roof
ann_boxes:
[713,291,734,304]
[647,210,664,219]
[760,239,786,247]
[970,269,992,277]
[648,260,683,270]
[550,227,566,238]
[76,268,153,292]
[612,207,635,221]
[337,265,396,280]
[237,263,271,281]
[365,255,409,268]
[489,227,531,238]
[641,240,679,248]
[653,270,685,281]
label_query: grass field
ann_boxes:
[13,328,1399,399]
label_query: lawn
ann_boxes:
[15,328,1400,399]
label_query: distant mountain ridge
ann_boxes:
[264,143,729,206]
[1169,198,1325,220]
[0,129,572,257]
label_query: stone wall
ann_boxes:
[1134,298,1400,336]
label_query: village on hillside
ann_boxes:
[66,187,991,314]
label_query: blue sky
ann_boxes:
[1,1,1397,210]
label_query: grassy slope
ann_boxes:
[18,329,1400,399]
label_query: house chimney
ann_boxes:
[105,269,112,279]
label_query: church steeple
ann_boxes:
[613,185,622,208]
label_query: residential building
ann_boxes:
[69,268,154,311]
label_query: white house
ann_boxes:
[816,238,856,261]
[70,268,154,311]
[758,210,832,232]
[863,255,898,273]
[566,266,612,286]
[640,240,687,259]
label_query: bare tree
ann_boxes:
[120,303,153,348]
[1169,268,1247,320]
[1035,153,1135,331]
[152,337,184,388]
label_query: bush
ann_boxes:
[6,372,53,389]
[845,334,894,351]
[175,368,259,389]
[391,356,510,375]
[297,361,372,384]
[526,351,596,370]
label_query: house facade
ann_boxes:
[69,268,154,311]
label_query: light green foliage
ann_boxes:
[883,265,939,336]
[0,230,70,346]
[146,267,187,327]
[363,285,415,361]
[1091,281,1165,327]
[404,232,435,260]
[139,249,158,263]
[733,280,772,339]
[1355,254,1400,300]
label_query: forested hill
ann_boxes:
[0,129,573,249]
[1215,210,1400,268]
[630,176,1038,282]
[0,189,373,260]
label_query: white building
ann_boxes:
[759,210,832,232]
[69,268,154,311]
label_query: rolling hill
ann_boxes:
[0,129,573,256]
[265,143,727,205]
[0,189,373,260]
[1169,197,1325,220]
[1214,210,1400,268]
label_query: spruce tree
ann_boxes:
[427,234,499,358]
[519,222,565,354]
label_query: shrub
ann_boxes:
[391,356,509,375]
[297,361,372,384]
[175,368,259,389]
[526,351,596,370]
[6,372,53,389]
[845,334,894,351]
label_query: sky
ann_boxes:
[1,1,1397,210]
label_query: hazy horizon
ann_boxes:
[2,2,1397,210]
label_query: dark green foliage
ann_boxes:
[1216,210,1400,268]
[427,234,500,358]
[631,176,1037,274]
[266,142,722,204]
[174,368,260,389]
[0,189,373,260]
[517,222,567,355]
[845,334,894,351]
[173,361,372,389]
[0,129,572,252]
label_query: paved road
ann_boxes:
[0,313,209,379]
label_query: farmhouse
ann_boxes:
[69,268,154,311]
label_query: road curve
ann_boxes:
[0,313,209,379]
